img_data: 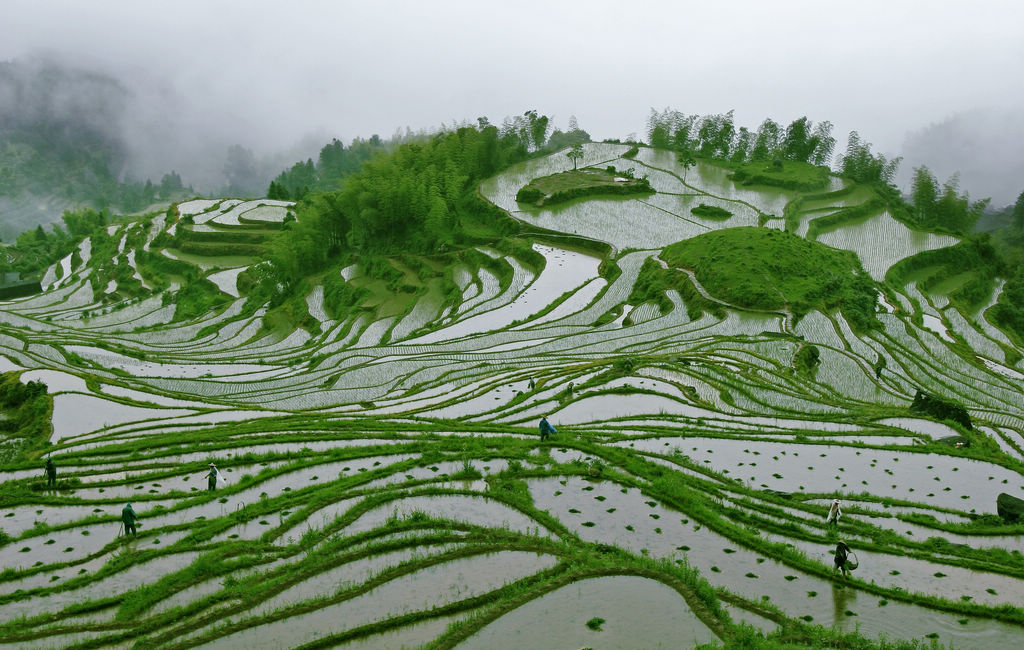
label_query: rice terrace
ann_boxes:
[3,112,1024,650]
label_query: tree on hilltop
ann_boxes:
[910,165,988,233]
[838,131,901,185]
[678,150,697,183]
[547,115,590,151]
[567,144,584,170]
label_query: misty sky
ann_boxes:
[4,0,1023,202]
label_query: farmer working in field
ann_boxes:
[825,498,842,527]
[121,502,138,536]
[45,456,57,488]
[539,415,557,441]
[205,463,220,492]
[833,540,852,577]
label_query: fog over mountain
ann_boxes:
[1,0,1023,232]
[898,108,1024,207]
[0,56,322,194]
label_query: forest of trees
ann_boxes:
[909,166,989,233]
[261,111,573,295]
[645,108,915,189]
[266,136,388,201]
[645,108,997,235]
[646,109,837,167]
[1,206,111,273]
[266,113,591,203]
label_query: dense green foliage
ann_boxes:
[726,159,830,192]
[644,108,997,239]
[690,204,733,219]
[627,258,680,315]
[662,227,878,329]
[886,236,1004,311]
[291,124,531,254]
[238,114,589,328]
[793,344,821,375]
[257,115,565,307]
[647,109,835,166]
[0,372,51,454]
[627,257,724,320]
[515,168,653,207]
[989,265,1024,345]
[1015,189,1024,230]
[986,188,1024,344]
[266,136,388,201]
[544,115,590,152]
[0,207,111,274]
[909,166,989,234]
[836,131,901,186]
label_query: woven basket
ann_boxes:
[846,552,859,571]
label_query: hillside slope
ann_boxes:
[0,145,1023,649]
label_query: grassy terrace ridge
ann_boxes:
[514,167,654,207]
[661,226,878,327]
[725,158,832,192]
[3,136,1024,649]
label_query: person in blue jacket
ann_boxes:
[539,415,557,441]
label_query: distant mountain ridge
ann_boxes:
[0,59,188,241]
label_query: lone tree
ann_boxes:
[678,149,697,183]
[567,144,584,170]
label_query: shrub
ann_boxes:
[690,204,732,220]
[515,187,544,204]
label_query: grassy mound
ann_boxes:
[691,204,732,220]
[661,226,877,329]
[516,168,653,207]
[726,159,830,192]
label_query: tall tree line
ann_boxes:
[910,166,989,233]
[267,113,561,285]
[646,109,837,167]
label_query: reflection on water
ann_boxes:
[459,575,718,649]
[832,581,858,630]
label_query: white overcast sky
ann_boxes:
[3,0,1023,197]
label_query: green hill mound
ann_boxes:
[662,226,877,328]
[515,168,653,206]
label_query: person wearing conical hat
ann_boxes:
[205,463,219,492]
[833,540,852,577]
[825,498,841,527]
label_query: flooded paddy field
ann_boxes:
[2,147,1024,648]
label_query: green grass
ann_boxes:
[5,141,1024,650]
[515,168,653,206]
[691,204,733,220]
[726,159,831,192]
[886,236,1004,311]
[661,226,878,330]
